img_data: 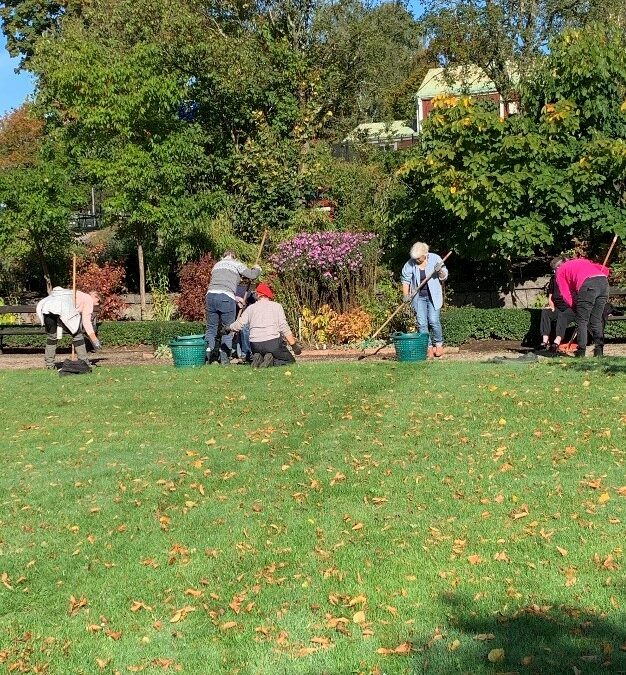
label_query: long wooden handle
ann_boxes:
[602,235,618,267]
[254,230,268,267]
[370,251,453,340]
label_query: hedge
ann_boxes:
[3,310,626,349]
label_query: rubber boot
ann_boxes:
[593,345,604,358]
[574,347,586,358]
[44,337,58,369]
[73,335,90,364]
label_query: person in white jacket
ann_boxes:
[36,287,101,369]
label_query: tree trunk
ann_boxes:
[35,240,53,294]
[506,258,518,307]
[137,242,146,318]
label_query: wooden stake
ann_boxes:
[72,253,77,360]
[236,230,269,320]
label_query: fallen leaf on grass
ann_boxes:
[96,658,111,670]
[556,546,568,557]
[494,551,510,562]
[448,639,461,651]
[105,629,122,640]
[598,492,610,504]
[311,636,332,648]
[475,633,495,641]
[294,647,318,657]
[69,595,88,616]
[467,554,482,565]
[130,601,153,612]
[184,588,203,598]
[352,611,366,624]
[376,642,412,655]
[170,606,195,623]
[487,648,505,663]
[220,621,238,631]
[1,573,12,590]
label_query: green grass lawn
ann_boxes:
[1,359,626,674]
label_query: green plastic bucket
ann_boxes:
[169,334,206,368]
[392,331,429,362]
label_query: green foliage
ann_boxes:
[440,307,536,346]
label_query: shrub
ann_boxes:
[148,270,175,321]
[328,309,373,344]
[177,253,215,320]
[300,305,337,346]
[75,246,127,319]
[271,231,378,314]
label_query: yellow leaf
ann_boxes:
[170,606,195,623]
[448,639,461,651]
[220,621,238,631]
[498,418,507,426]
[487,648,505,663]
[352,522,364,531]
[475,633,495,641]
[556,546,568,557]
[598,492,610,504]
[467,554,482,565]
[352,610,366,624]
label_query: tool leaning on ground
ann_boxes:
[235,229,268,321]
[560,235,619,353]
[358,251,453,361]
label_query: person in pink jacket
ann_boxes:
[552,256,610,357]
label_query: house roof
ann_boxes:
[416,65,498,100]
[344,121,415,142]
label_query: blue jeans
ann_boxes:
[236,325,251,359]
[205,293,237,359]
[413,295,443,346]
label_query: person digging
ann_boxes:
[225,282,302,368]
[205,251,262,366]
[553,255,610,357]
[36,287,101,369]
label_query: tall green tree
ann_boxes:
[0,105,77,292]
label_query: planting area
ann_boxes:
[1,361,626,674]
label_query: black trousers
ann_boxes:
[250,338,295,366]
[575,276,609,350]
[539,307,575,340]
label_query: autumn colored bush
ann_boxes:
[75,246,127,319]
[176,253,216,321]
[328,308,372,344]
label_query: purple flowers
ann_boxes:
[271,231,377,280]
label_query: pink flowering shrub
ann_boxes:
[271,231,378,314]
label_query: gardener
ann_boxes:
[400,242,448,358]
[538,273,576,352]
[225,282,302,368]
[552,255,610,357]
[205,251,261,366]
[36,287,101,369]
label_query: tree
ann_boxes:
[0,106,77,292]
[395,25,626,298]
[422,0,621,104]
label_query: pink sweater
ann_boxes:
[75,291,96,336]
[555,259,609,308]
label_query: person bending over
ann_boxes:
[553,255,609,357]
[36,287,101,369]
[205,251,261,366]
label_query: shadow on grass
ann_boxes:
[563,357,626,376]
[410,594,626,674]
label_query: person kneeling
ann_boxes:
[226,283,302,368]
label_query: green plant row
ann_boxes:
[2,321,205,349]
[4,311,626,349]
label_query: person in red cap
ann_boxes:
[226,282,302,367]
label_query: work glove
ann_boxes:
[434,261,443,273]
[292,342,302,355]
[92,338,102,351]
[253,264,262,272]
[403,293,412,303]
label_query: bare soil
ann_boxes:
[5,340,626,370]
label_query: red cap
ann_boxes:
[256,282,274,299]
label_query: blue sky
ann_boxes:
[0,1,423,117]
